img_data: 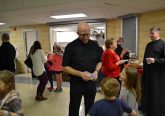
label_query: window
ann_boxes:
[121,15,138,55]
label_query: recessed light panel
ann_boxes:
[50,13,87,19]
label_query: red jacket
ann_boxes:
[47,53,63,71]
[102,49,121,78]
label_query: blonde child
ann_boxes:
[88,78,136,116]
[47,45,63,92]
[119,67,141,116]
[54,45,63,92]
[0,70,24,116]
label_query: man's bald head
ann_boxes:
[77,21,90,32]
[77,21,90,44]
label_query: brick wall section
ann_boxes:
[106,18,121,40]
[9,24,49,73]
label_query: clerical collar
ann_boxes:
[152,38,160,42]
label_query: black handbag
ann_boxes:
[24,56,32,69]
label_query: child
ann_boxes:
[0,70,24,116]
[46,53,55,91]
[119,67,141,116]
[46,44,57,91]
[88,78,136,116]
[53,45,63,92]
[47,44,63,92]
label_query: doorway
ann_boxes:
[49,22,106,50]
[23,30,38,57]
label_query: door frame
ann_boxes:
[23,29,39,58]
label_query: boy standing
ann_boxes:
[88,78,136,116]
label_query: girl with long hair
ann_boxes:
[0,70,24,115]
[119,67,141,116]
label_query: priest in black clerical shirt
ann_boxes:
[141,27,165,116]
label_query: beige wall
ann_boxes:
[106,18,121,39]
[9,24,49,73]
[106,8,165,62]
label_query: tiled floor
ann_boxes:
[15,74,142,116]
[15,74,104,116]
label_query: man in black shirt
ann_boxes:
[0,33,16,72]
[115,37,129,60]
[62,21,102,116]
[115,37,130,71]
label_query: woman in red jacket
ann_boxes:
[102,38,125,83]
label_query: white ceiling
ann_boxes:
[0,0,165,30]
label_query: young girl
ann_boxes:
[53,45,63,92]
[46,44,57,91]
[119,67,141,116]
[47,45,63,92]
[0,70,24,116]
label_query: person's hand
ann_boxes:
[0,110,17,116]
[146,57,155,64]
[44,51,50,55]
[120,48,129,59]
[91,71,98,81]
[80,71,90,81]
[48,52,54,57]
[10,112,17,116]
[130,109,137,116]
[85,71,98,81]
[116,60,125,66]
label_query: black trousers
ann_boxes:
[47,71,55,88]
[69,79,96,116]
[36,72,48,96]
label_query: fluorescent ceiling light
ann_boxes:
[0,23,5,25]
[95,26,105,30]
[50,13,87,19]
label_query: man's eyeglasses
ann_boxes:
[150,32,155,34]
[78,33,90,37]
